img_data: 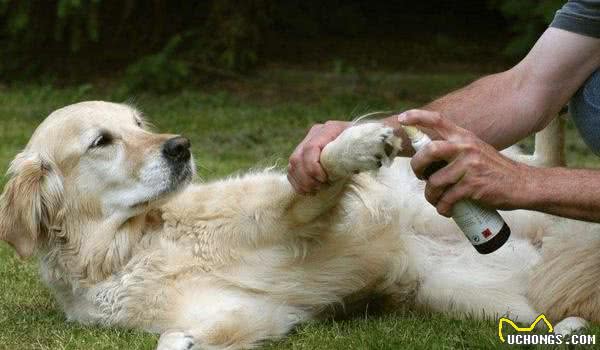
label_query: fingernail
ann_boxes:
[397,112,407,123]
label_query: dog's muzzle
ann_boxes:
[162,136,193,190]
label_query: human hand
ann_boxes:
[288,121,351,194]
[398,109,531,216]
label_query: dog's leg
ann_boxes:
[261,121,400,233]
[408,235,542,324]
[285,121,400,224]
[512,116,565,167]
[528,230,600,325]
[156,287,309,350]
[533,116,565,167]
[287,122,401,224]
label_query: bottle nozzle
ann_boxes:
[402,126,425,141]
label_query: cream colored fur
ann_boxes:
[0,101,597,349]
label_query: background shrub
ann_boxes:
[488,0,564,58]
[0,1,565,85]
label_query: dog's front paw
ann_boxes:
[157,331,196,350]
[321,122,401,179]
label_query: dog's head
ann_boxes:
[0,101,194,258]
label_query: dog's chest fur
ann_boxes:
[38,194,263,328]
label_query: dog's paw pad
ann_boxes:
[344,124,399,169]
[321,123,402,179]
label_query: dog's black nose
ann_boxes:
[163,136,191,162]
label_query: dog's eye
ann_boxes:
[91,133,113,148]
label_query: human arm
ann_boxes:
[288,27,600,194]
[420,28,600,150]
[402,109,600,222]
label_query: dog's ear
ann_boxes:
[0,152,63,258]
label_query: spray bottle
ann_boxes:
[403,126,511,254]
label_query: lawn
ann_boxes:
[0,68,598,349]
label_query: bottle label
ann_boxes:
[451,201,505,246]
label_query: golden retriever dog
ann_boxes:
[0,101,597,349]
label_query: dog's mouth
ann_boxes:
[168,158,195,190]
[133,159,195,209]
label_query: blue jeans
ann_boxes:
[569,69,600,155]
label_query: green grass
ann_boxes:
[0,68,599,349]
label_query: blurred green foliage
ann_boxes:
[0,0,567,87]
[0,0,268,83]
[121,35,191,93]
[489,0,564,58]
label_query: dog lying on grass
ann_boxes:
[0,101,596,349]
